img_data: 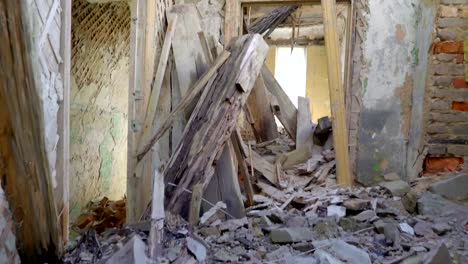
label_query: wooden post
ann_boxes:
[321,0,352,187]
[149,170,165,260]
[189,184,203,225]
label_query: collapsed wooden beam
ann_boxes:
[248,6,298,38]
[262,66,298,141]
[164,34,269,216]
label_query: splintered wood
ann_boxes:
[164,34,269,216]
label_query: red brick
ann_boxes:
[423,156,464,174]
[433,41,464,54]
[452,101,468,112]
[456,54,464,64]
[453,78,468,89]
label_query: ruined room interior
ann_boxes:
[0,0,467,263]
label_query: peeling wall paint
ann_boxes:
[356,0,436,185]
[70,0,130,220]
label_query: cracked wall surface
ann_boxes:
[354,0,436,185]
[70,0,130,220]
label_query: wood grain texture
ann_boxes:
[261,66,298,141]
[164,34,268,216]
[296,96,314,145]
[322,0,352,187]
[0,0,62,259]
[246,74,279,143]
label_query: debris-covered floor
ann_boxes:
[64,133,468,263]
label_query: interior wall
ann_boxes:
[425,1,468,170]
[70,0,130,219]
[306,45,331,122]
[353,0,437,185]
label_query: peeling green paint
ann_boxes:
[362,78,368,95]
[111,115,123,141]
[411,47,420,66]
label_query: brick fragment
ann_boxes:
[433,41,463,54]
[453,78,468,88]
[452,101,468,111]
[424,156,464,174]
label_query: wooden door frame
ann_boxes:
[225,0,354,187]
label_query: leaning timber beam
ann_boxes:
[164,34,269,216]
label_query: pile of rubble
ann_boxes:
[64,3,468,263]
[65,170,468,263]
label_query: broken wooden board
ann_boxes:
[203,143,245,218]
[231,132,255,207]
[245,149,278,186]
[164,34,269,216]
[168,4,209,97]
[277,138,323,170]
[296,96,315,146]
[248,6,298,38]
[261,66,297,141]
[246,74,279,143]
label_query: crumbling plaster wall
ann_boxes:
[70,0,130,219]
[353,0,437,185]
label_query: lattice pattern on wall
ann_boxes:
[71,0,130,90]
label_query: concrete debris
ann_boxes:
[431,223,451,235]
[104,235,147,264]
[343,199,370,211]
[384,172,401,181]
[186,237,207,262]
[399,223,415,236]
[424,243,453,264]
[327,205,346,218]
[379,180,411,197]
[352,210,377,222]
[270,227,314,243]
[316,240,372,264]
[429,173,468,201]
[199,201,226,225]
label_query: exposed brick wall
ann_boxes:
[426,0,468,168]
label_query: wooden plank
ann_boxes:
[0,0,62,258]
[224,0,241,45]
[201,29,245,217]
[128,0,168,224]
[137,51,230,160]
[246,74,279,143]
[164,34,268,216]
[189,184,203,225]
[296,96,314,146]
[261,66,297,141]
[58,0,71,245]
[149,170,165,259]
[231,133,255,207]
[245,148,277,185]
[321,0,352,187]
[203,143,246,218]
[169,4,209,97]
[137,14,177,154]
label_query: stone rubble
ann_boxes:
[63,135,468,264]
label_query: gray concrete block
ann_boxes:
[433,76,454,86]
[433,64,465,76]
[427,145,447,155]
[440,0,468,4]
[435,54,458,62]
[430,112,468,123]
[439,18,468,28]
[430,173,468,200]
[379,180,411,197]
[437,29,458,41]
[270,228,314,243]
[447,145,468,156]
[427,123,449,134]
